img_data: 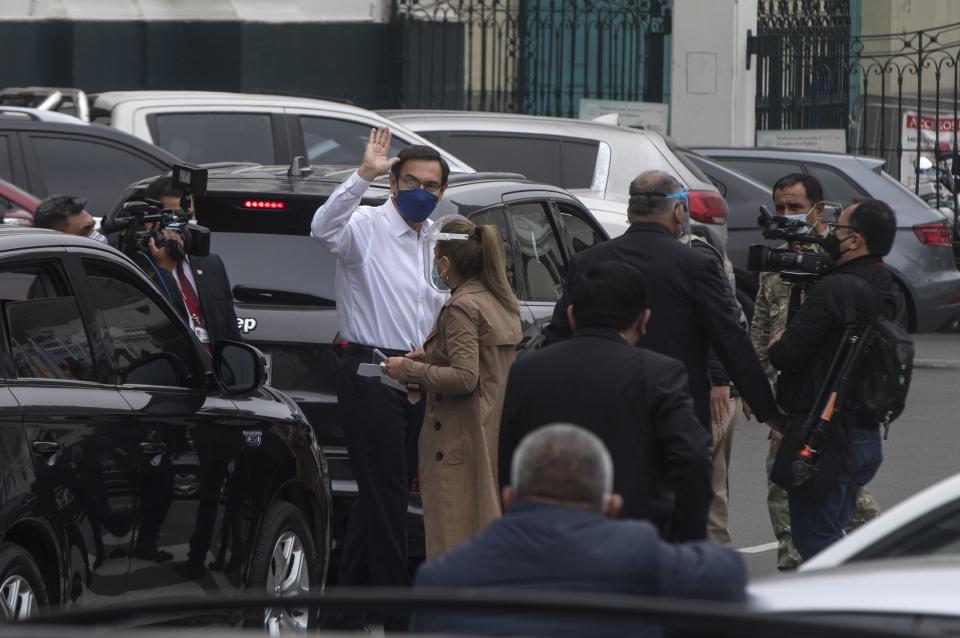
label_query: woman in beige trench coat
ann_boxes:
[384,217,521,559]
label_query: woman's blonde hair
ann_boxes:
[438,218,519,314]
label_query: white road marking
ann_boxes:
[737,541,778,554]
[914,358,960,369]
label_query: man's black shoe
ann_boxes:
[131,545,174,563]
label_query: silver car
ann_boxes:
[379,109,730,251]
[695,148,960,332]
[749,557,960,635]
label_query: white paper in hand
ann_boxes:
[357,363,406,392]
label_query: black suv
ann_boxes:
[0,109,179,216]
[0,228,329,628]
[109,165,608,567]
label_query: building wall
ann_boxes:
[856,0,960,99]
[669,0,757,146]
[0,19,404,108]
[0,0,390,22]
[860,0,960,36]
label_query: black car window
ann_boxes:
[300,117,405,166]
[0,263,98,382]
[154,113,275,165]
[506,202,565,302]
[0,136,12,182]
[806,164,869,204]
[444,133,561,185]
[720,159,805,190]
[82,259,199,388]
[28,136,167,216]
[468,206,518,294]
[560,140,600,189]
[555,202,603,255]
[689,155,770,230]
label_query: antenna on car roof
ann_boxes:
[288,156,313,178]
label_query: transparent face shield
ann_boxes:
[423,215,471,293]
[665,188,690,238]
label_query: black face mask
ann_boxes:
[823,232,853,261]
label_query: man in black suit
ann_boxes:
[144,177,241,347]
[144,234,240,347]
[545,170,783,435]
[500,261,712,540]
[415,424,746,638]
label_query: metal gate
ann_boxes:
[751,1,960,213]
[751,0,852,133]
[391,0,671,117]
[848,22,960,198]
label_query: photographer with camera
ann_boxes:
[748,174,880,569]
[766,198,902,561]
[142,176,240,350]
[105,169,239,351]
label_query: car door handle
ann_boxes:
[31,441,62,455]
[139,442,168,455]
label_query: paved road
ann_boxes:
[726,333,960,577]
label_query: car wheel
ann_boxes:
[0,543,48,622]
[246,502,316,636]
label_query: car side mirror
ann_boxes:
[212,341,267,395]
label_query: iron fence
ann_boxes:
[391,0,670,117]
[848,22,960,196]
[752,1,960,207]
[751,0,852,133]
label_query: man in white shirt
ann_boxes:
[311,127,448,627]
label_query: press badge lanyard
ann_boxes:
[172,262,211,348]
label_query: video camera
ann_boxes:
[745,205,833,278]
[103,163,211,260]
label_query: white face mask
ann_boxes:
[87,230,108,244]
[783,202,823,231]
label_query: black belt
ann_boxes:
[343,342,421,393]
[343,342,407,360]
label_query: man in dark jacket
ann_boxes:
[414,424,746,638]
[142,177,241,347]
[768,198,901,559]
[500,261,712,540]
[544,170,783,435]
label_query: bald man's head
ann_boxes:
[627,171,683,219]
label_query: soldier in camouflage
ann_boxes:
[749,174,880,570]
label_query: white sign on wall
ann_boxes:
[756,129,848,153]
[578,98,670,134]
[899,111,959,189]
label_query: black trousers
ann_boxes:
[331,348,424,626]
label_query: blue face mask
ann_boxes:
[395,188,439,224]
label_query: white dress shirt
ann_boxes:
[310,170,447,350]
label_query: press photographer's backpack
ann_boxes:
[843,276,914,433]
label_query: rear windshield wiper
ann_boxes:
[233,285,336,307]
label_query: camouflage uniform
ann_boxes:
[688,236,744,545]
[750,269,881,570]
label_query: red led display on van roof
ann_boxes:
[243,200,286,209]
